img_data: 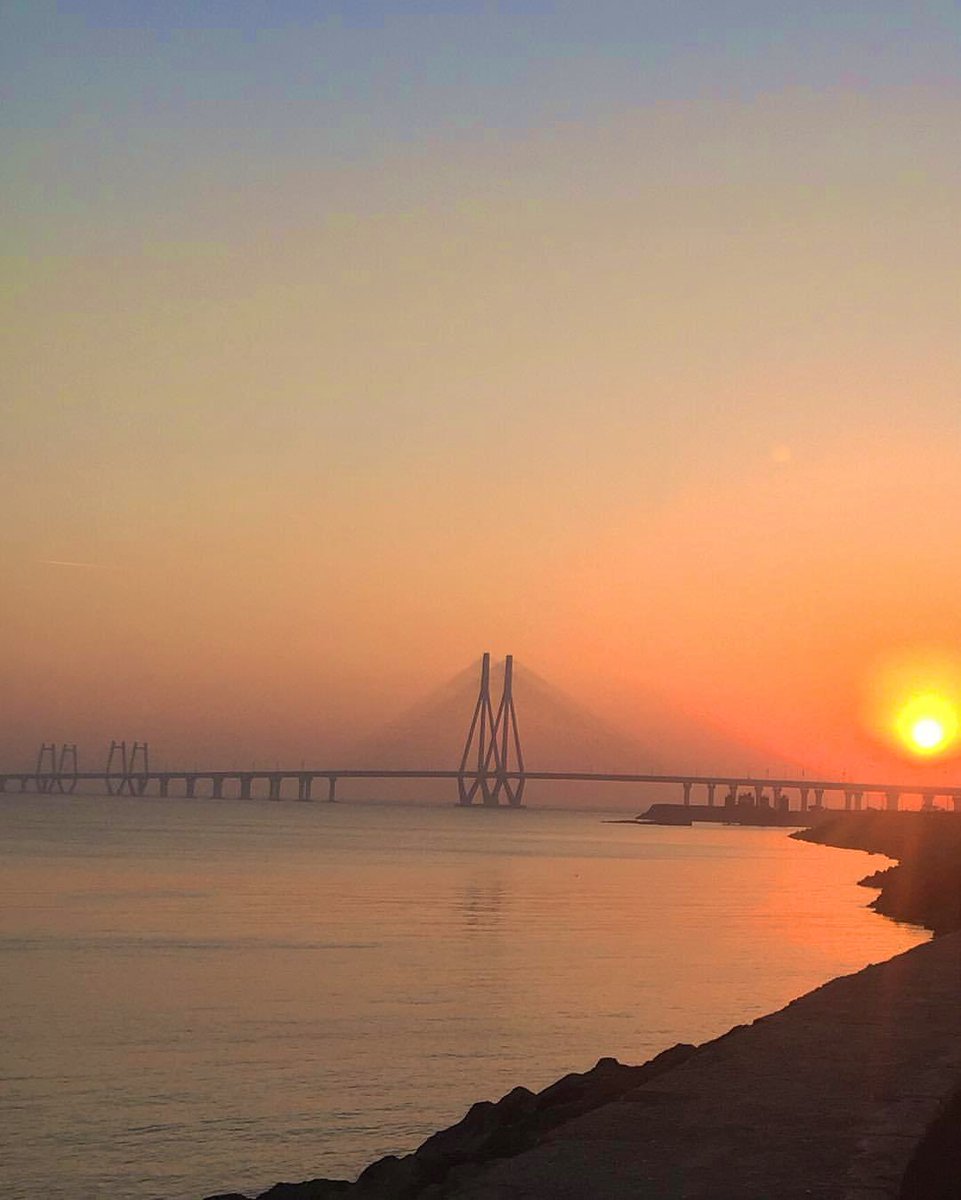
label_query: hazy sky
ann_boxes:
[4,2,961,779]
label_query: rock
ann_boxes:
[859,867,895,888]
[206,1042,701,1200]
[354,1152,434,1199]
[898,1082,961,1200]
[258,1180,352,1199]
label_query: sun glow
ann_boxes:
[894,693,959,758]
[910,716,944,750]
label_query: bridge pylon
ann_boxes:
[32,743,79,793]
[55,743,79,793]
[34,743,58,793]
[458,653,525,807]
[106,740,150,795]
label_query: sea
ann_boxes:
[0,793,927,1200]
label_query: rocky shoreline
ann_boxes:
[792,810,961,936]
[205,1047,701,1200]
[204,811,961,1200]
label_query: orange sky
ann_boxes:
[4,7,961,785]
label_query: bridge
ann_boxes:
[3,653,961,813]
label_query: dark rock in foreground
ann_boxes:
[202,1046,697,1200]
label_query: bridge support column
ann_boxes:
[298,775,313,801]
[212,777,223,799]
[327,776,338,803]
[706,782,716,807]
[269,775,282,801]
[844,790,853,811]
[853,791,863,811]
[240,775,252,800]
[814,788,825,808]
[799,787,809,812]
[682,781,692,806]
[952,796,961,813]
[885,790,900,812]
[921,792,935,811]
[185,776,196,799]
[159,778,169,797]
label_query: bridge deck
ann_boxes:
[2,766,960,805]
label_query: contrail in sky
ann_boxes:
[39,559,111,569]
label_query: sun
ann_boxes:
[910,716,945,752]
[894,693,959,758]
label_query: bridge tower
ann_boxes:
[106,740,149,795]
[34,743,58,793]
[55,743,79,793]
[458,653,525,807]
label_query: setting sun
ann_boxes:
[894,693,959,758]
[910,716,945,751]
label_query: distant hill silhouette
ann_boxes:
[344,658,792,807]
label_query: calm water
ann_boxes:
[0,795,926,1200]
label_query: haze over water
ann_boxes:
[0,795,926,1200]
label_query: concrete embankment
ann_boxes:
[205,814,961,1200]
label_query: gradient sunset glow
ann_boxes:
[3,3,961,791]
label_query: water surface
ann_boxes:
[0,795,926,1200]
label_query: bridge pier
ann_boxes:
[952,796,961,813]
[185,775,196,799]
[327,776,338,803]
[885,790,900,812]
[239,775,252,799]
[158,777,169,797]
[682,781,692,806]
[297,774,313,801]
[921,791,935,811]
[212,776,223,799]
[706,782,716,807]
[799,787,809,812]
[268,775,282,801]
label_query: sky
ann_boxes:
[3,1,961,785]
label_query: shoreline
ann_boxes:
[792,810,961,936]
[204,812,961,1200]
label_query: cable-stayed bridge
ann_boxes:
[4,653,961,814]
